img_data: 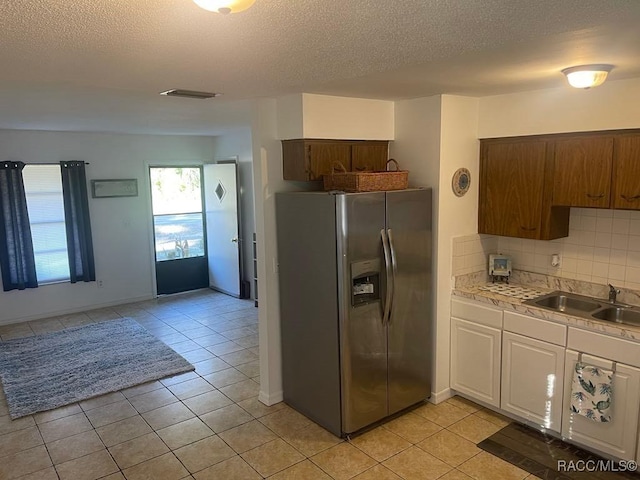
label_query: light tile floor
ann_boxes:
[0,290,537,480]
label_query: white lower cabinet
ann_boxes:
[450,316,502,408]
[561,350,640,461]
[501,331,565,433]
[450,296,640,462]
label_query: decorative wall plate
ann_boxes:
[452,168,471,197]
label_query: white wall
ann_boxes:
[479,77,640,138]
[276,95,304,140]
[434,95,480,401]
[0,130,216,325]
[391,95,480,402]
[212,128,256,298]
[252,99,319,405]
[277,93,395,140]
[391,95,442,399]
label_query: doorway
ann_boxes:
[150,166,208,295]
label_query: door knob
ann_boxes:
[231,238,239,243]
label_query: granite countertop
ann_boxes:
[453,280,640,343]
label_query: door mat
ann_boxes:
[0,318,194,419]
[478,422,639,479]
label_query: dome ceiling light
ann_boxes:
[561,64,614,89]
[192,0,256,14]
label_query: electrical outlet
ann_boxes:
[97,280,104,288]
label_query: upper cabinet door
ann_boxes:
[351,142,388,172]
[308,143,352,180]
[613,135,640,210]
[479,140,547,239]
[282,139,389,181]
[552,137,613,208]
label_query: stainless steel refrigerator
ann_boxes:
[276,188,432,437]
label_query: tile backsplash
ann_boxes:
[452,208,640,290]
[452,234,498,276]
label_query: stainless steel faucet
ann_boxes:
[608,284,620,303]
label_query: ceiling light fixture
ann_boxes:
[561,64,613,89]
[192,0,256,14]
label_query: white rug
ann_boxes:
[0,318,194,419]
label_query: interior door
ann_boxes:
[386,189,432,414]
[204,161,242,297]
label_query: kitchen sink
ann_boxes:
[531,293,602,313]
[592,307,640,326]
[524,290,640,328]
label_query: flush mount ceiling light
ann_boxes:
[192,0,256,14]
[561,64,614,89]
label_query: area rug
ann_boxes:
[0,318,194,419]
[478,422,639,479]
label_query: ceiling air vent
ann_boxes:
[159,89,221,99]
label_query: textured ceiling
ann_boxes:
[1,0,640,134]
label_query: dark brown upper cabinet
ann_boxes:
[351,142,389,172]
[612,134,640,209]
[478,138,569,240]
[478,129,640,240]
[282,139,389,181]
[552,136,614,208]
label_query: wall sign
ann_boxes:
[452,168,471,197]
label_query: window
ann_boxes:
[22,165,70,283]
[150,167,205,262]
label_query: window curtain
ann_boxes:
[60,161,96,283]
[0,161,38,291]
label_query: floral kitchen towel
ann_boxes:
[570,362,613,422]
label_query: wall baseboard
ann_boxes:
[430,388,454,404]
[259,390,284,406]
[0,294,154,326]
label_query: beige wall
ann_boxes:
[277,93,395,140]
[478,77,640,138]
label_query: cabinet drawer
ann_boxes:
[503,311,566,346]
[451,298,503,328]
[567,328,640,368]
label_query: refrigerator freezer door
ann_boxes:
[337,192,388,434]
[386,189,432,414]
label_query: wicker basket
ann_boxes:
[323,159,409,192]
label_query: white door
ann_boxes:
[204,162,241,297]
[450,317,502,407]
[501,332,565,432]
[562,350,640,460]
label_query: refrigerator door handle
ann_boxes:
[380,229,393,325]
[387,229,398,324]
